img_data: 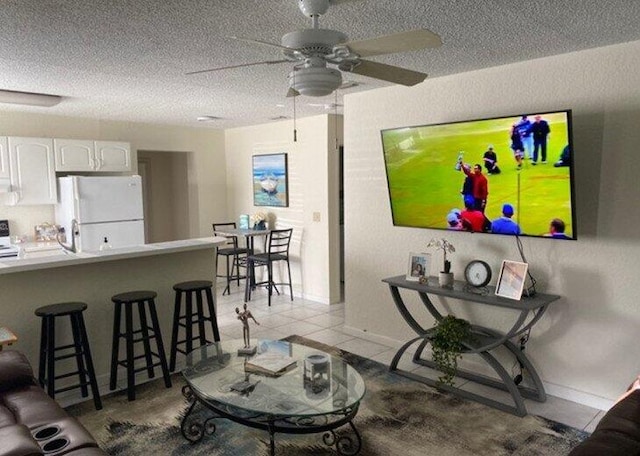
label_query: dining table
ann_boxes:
[213,227,271,301]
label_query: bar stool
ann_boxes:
[169,280,221,371]
[109,290,172,401]
[212,222,249,295]
[34,302,102,410]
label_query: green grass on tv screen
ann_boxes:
[381,111,576,239]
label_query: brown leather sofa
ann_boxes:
[569,389,640,455]
[0,350,107,456]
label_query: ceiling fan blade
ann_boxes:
[286,87,300,98]
[186,59,289,75]
[228,36,291,51]
[347,59,428,86]
[345,29,441,58]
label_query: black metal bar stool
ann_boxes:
[212,222,249,295]
[169,280,221,371]
[34,302,102,410]
[109,290,172,401]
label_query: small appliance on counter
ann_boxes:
[0,220,20,258]
[55,176,145,252]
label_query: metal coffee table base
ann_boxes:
[180,385,362,455]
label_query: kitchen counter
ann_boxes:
[0,236,227,406]
[0,237,227,275]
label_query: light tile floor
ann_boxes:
[217,285,605,433]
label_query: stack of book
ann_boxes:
[244,351,297,376]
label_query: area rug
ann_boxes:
[67,335,588,455]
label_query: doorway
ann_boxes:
[137,150,190,243]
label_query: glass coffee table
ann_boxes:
[181,339,366,455]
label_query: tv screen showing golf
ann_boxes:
[381,110,577,239]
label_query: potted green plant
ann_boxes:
[427,238,455,288]
[431,315,472,386]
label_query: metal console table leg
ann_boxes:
[383,275,559,417]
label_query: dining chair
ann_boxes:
[245,228,294,306]
[212,222,249,295]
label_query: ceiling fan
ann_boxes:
[187,0,442,97]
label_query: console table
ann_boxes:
[382,275,560,416]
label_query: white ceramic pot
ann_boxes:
[439,272,454,288]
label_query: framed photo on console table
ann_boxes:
[495,260,528,300]
[406,253,431,282]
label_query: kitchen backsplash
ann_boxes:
[0,205,56,241]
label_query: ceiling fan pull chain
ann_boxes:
[293,71,298,142]
[334,90,338,149]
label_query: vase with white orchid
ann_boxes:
[427,238,455,274]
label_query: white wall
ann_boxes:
[343,40,640,409]
[0,112,227,238]
[225,114,342,304]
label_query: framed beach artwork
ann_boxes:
[252,153,289,207]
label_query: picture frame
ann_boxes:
[495,260,529,300]
[252,153,289,207]
[406,252,431,281]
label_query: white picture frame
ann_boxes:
[495,260,529,300]
[407,253,431,281]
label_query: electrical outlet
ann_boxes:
[313,212,321,222]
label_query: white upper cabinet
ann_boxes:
[94,141,131,172]
[0,137,9,179]
[8,137,57,205]
[54,139,94,171]
[54,139,131,172]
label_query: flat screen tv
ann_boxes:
[381,110,577,239]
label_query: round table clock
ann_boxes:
[464,260,492,287]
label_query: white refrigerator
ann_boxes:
[55,176,145,252]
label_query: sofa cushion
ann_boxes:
[0,404,17,428]
[0,351,35,393]
[1,386,68,429]
[0,424,42,456]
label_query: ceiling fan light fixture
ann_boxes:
[288,67,342,97]
[0,89,62,107]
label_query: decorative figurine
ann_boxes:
[236,304,260,355]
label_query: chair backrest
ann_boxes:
[212,222,239,249]
[267,228,293,256]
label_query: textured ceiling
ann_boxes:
[1,0,639,129]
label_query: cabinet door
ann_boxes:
[94,141,131,172]
[0,137,9,179]
[8,137,57,205]
[54,138,95,171]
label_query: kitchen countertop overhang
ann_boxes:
[0,237,226,275]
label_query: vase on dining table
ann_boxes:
[253,221,266,230]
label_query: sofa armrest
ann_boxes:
[569,390,640,455]
[0,351,36,393]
